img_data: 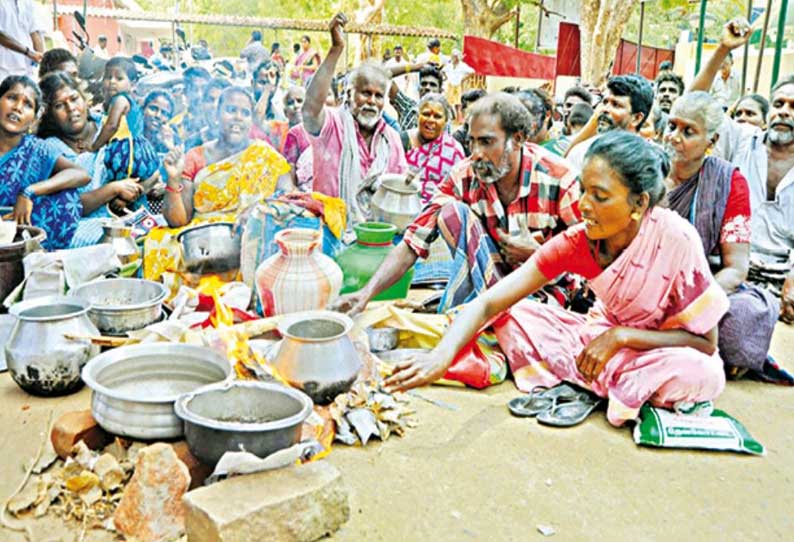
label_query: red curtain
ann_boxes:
[462,36,556,80]
[555,22,674,81]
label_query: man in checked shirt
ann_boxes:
[333,92,582,315]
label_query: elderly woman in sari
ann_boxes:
[144,86,293,285]
[665,91,779,378]
[0,76,90,250]
[385,131,729,427]
[405,93,465,203]
[38,72,145,247]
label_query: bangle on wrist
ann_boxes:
[21,186,35,200]
[165,182,184,194]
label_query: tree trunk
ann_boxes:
[460,0,515,38]
[580,0,637,86]
[354,0,387,62]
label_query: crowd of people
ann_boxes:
[1,11,792,427]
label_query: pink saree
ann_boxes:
[454,207,730,426]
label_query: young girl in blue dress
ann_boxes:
[90,57,160,188]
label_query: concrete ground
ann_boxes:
[1,324,793,542]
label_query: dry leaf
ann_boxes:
[65,471,100,493]
[94,454,123,491]
[71,441,96,470]
[346,408,379,446]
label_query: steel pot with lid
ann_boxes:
[370,174,422,233]
[6,295,100,395]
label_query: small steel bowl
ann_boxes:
[177,222,241,274]
[70,278,167,335]
[366,327,399,353]
[175,380,314,465]
[82,344,232,440]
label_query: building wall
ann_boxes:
[54,0,123,55]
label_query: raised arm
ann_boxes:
[161,148,195,227]
[302,13,347,135]
[690,17,751,92]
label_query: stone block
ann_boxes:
[114,442,191,542]
[183,461,349,542]
[51,410,112,459]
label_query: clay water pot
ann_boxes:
[254,228,342,316]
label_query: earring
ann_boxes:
[631,211,641,221]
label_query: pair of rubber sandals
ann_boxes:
[507,383,602,427]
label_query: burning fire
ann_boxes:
[212,293,336,458]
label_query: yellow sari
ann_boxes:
[143,140,290,291]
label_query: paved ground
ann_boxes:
[1,324,793,542]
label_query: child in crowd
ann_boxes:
[90,57,160,184]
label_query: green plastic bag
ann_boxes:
[633,404,764,456]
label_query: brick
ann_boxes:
[50,410,112,459]
[183,461,349,542]
[114,443,191,542]
[171,441,213,490]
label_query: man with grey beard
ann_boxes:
[331,92,581,315]
[303,13,407,228]
[565,74,654,171]
[691,17,794,323]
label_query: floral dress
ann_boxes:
[0,135,82,250]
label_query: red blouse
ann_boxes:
[532,226,603,281]
[721,169,751,245]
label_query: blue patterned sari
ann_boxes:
[0,136,83,250]
[45,130,111,248]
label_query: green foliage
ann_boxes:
[624,0,748,49]
[136,0,463,58]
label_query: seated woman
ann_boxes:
[38,72,145,247]
[0,76,90,250]
[665,91,779,378]
[142,89,180,157]
[144,86,292,285]
[384,131,730,427]
[405,93,465,204]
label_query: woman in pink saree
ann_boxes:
[385,131,730,426]
[290,35,321,86]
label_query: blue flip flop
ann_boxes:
[536,392,602,427]
[507,383,579,418]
